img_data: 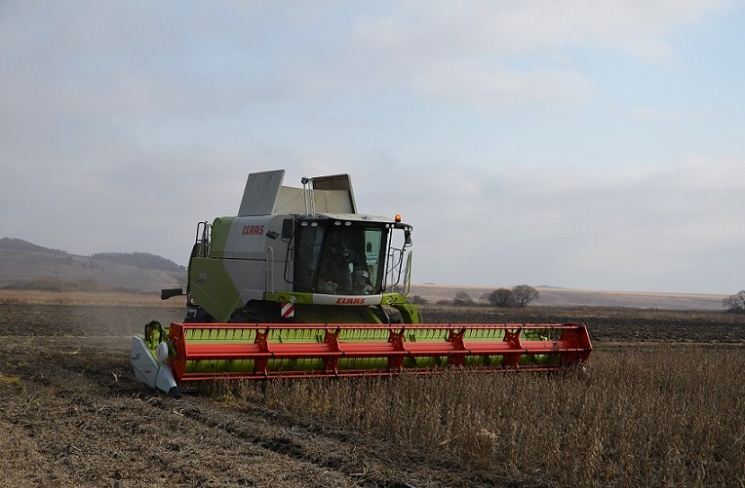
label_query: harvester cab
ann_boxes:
[165,169,419,325]
[132,170,592,397]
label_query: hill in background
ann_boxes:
[0,238,185,293]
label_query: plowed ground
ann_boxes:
[1,295,744,487]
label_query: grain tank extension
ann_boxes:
[131,170,592,397]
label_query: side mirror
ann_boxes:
[161,288,184,300]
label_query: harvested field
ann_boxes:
[1,292,745,487]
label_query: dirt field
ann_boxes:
[2,292,744,487]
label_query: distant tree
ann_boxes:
[723,290,745,313]
[478,292,491,305]
[512,284,540,308]
[410,295,428,305]
[488,288,515,308]
[453,290,474,306]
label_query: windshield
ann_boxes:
[293,222,387,295]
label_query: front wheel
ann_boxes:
[229,302,280,323]
[184,305,215,323]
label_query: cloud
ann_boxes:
[350,0,730,57]
[0,0,741,293]
[410,63,595,108]
[369,157,745,292]
[631,105,686,123]
[268,0,732,109]
[1,0,729,129]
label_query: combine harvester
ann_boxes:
[131,170,592,397]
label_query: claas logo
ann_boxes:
[336,298,367,305]
[242,225,265,235]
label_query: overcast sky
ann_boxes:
[2,1,744,294]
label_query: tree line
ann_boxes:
[412,287,745,313]
[723,290,745,313]
[411,284,540,308]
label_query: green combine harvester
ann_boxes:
[131,170,592,397]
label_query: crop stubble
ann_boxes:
[1,293,744,487]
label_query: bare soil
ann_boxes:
[1,292,744,487]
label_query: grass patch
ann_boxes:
[0,374,22,386]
